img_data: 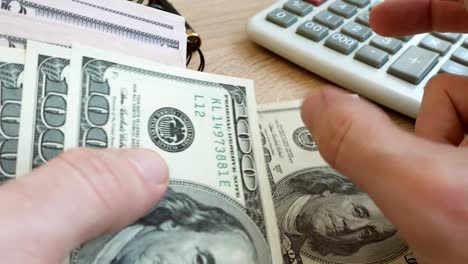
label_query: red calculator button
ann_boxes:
[304,0,327,6]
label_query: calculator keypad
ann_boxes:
[264,0,468,85]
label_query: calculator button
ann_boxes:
[304,0,327,6]
[431,32,462,43]
[297,21,329,42]
[341,21,372,41]
[369,1,382,10]
[284,0,314,17]
[343,0,370,8]
[355,11,370,26]
[325,32,359,55]
[439,60,468,76]
[397,36,413,42]
[313,10,344,29]
[328,1,358,18]
[354,45,389,68]
[266,8,298,28]
[388,46,439,85]
[451,47,468,66]
[370,36,403,54]
[463,38,468,48]
[419,35,451,55]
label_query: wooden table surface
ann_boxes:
[170,0,415,132]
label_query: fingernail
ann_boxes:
[119,149,169,185]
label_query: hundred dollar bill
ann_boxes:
[0,0,186,63]
[16,41,70,176]
[63,44,282,264]
[257,101,418,264]
[0,11,182,66]
[0,47,24,181]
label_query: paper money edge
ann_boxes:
[258,99,303,113]
[66,43,283,263]
[0,46,25,61]
[0,46,25,179]
[16,41,71,176]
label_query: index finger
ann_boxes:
[370,0,468,37]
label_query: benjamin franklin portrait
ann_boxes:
[274,167,407,263]
[74,186,262,264]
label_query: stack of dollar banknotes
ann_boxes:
[0,0,417,264]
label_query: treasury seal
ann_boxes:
[292,127,317,151]
[148,107,195,153]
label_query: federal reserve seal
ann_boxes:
[148,107,195,153]
[292,127,317,151]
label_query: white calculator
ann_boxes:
[247,0,468,118]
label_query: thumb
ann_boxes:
[301,89,468,262]
[0,148,169,264]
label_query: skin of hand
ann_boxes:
[0,148,169,264]
[301,1,468,263]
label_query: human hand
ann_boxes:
[300,1,468,263]
[0,148,169,264]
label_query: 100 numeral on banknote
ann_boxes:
[64,45,281,264]
[0,47,24,180]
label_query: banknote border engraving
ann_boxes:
[274,166,409,264]
[71,0,174,30]
[0,34,26,48]
[1,0,180,50]
[148,107,195,153]
[0,60,23,179]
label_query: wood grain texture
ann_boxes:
[170,0,415,132]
